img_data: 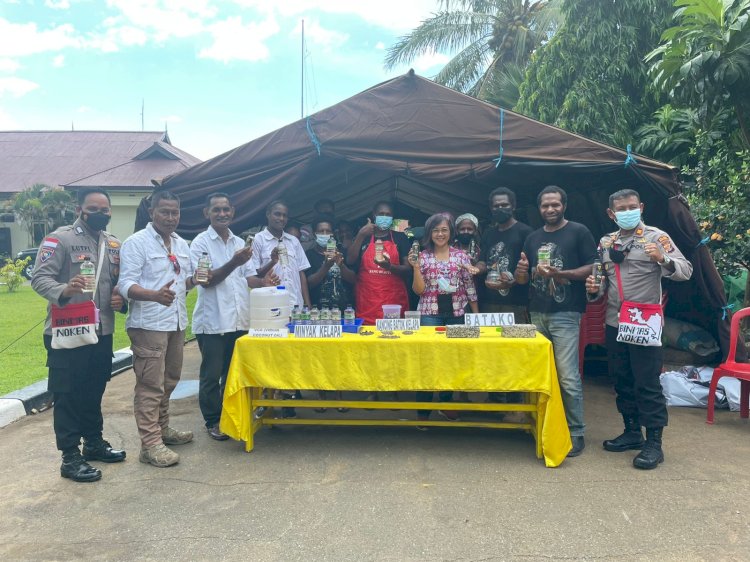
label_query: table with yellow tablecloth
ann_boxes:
[220,326,571,467]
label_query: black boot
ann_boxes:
[633,427,664,470]
[603,415,644,452]
[83,438,127,463]
[61,450,102,482]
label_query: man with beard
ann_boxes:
[32,188,127,482]
[476,187,533,323]
[516,185,597,457]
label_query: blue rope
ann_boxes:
[493,108,505,168]
[305,117,321,156]
[695,236,710,248]
[624,144,637,167]
[722,303,736,320]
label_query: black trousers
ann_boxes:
[44,334,113,453]
[606,325,667,428]
[196,331,244,428]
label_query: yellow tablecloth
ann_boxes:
[221,327,571,467]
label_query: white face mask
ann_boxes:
[315,234,331,248]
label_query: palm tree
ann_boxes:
[384,0,563,103]
[646,0,750,148]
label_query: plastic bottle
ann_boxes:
[537,244,551,268]
[593,259,603,285]
[374,239,384,261]
[291,305,301,325]
[344,305,355,325]
[80,257,95,293]
[331,306,342,325]
[310,306,320,323]
[301,305,311,324]
[277,240,289,267]
[326,236,337,257]
[320,306,331,324]
[195,252,211,283]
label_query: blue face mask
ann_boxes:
[315,234,331,248]
[374,215,393,230]
[614,209,641,230]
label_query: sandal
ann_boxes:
[337,407,350,413]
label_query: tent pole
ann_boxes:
[301,19,304,119]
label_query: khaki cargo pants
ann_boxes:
[128,328,185,448]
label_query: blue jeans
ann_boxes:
[530,311,585,437]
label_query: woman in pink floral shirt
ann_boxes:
[409,213,479,424]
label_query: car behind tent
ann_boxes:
[152,70,730,356]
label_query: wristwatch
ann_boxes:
[659,254,671,266]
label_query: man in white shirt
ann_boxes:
[190,192,278,441]
[119,191,204,468]
[250,200,311,308]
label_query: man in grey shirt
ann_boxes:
[587,189,692,470]
[31,188,127,482]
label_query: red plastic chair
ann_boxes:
[578,295,608,376]
[707,306,750,424]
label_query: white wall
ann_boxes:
[109,190,150,242]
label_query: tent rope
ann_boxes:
[493,108,505,168]
[305,117,322,156]
[695,236,710,248]
[722,303,736,320]
[624,144,637,167]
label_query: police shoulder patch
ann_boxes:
[658,235,674,253]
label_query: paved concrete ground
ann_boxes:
[1,340,749,561]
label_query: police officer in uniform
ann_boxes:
[31,188,127,482]
[586,189,692,470]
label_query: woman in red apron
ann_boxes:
[347,202,410,325]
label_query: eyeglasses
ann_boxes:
[610,241,633,264]
[167,253,181,274]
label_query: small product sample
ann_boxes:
[501,324,537,338]
[445,325,480,338]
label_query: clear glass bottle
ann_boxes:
[320,306,331,324]
[291,305,301,325]
[343,305,355,325]
[310,306,320,323]
[374,239,384,261]
[277,240,289,267]
[537,244,551,267]
[301,305,311,324]
[195,252,211,283]
[80,257,95,293]
[330,306,342,325]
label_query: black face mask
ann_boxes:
[83,212,111,231]
[609,242,632,264]
[491,208,513,224]
[455,233,474,246]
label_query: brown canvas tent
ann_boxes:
[154,70,730,354]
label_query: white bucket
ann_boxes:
[249,286,292,329]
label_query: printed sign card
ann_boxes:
[464,313,515,327]
[247,328,289,338]
[375,318,421,332]
[293,324,343,338]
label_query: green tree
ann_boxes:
[634,104,698,165]
[12,184,75,246]
[515,0,674,147]
[0,257,30,292]
[385,0,563,101]
[646,0,750,149]
[683,132,750,306]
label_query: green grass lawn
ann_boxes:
[0,284,197,396]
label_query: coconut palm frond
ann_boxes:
[433,40,494,91]
[385,10,495,70]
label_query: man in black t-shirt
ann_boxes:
[477,187,533,323]
[517,186,597,458]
